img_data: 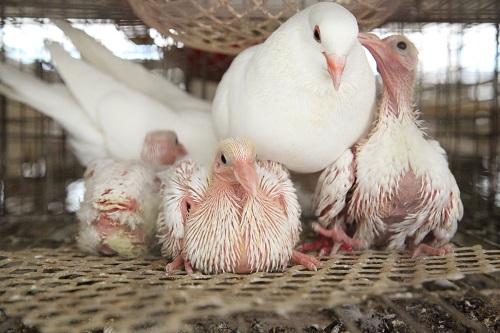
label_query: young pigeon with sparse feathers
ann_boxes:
[212,2,376,174]
[157,137,321,274]
[76,130,186,257]
[311,34,463,257]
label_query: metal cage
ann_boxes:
[0,1,499,332]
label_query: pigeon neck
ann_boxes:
[380,72,415,118]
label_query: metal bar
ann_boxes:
[488,14,500,212]
[0,10,6,216]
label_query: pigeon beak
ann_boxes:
[177,143,188,157]
[323,52,346,91]
[234,162,258,196]
[358,33,384,60]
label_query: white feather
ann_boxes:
[0,64,107,166]
[45,42,217,165]
[52,20,211,114]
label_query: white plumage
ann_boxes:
[312,34,463,257]
[45,41,217,165]
[52,20,211,114]
[0,64,107,166]
[212,2,376,173]
[0,25,218,166]
[157,137,321,274]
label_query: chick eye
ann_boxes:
[397,41,407,50]
[175,136,179,145]
[221,153,227,164]
[314,25,321,43]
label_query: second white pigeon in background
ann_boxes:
[77,130,185,257]
[53,20,211,114]
[46,41,218,165]
[0,64,107,166]
[212,2,376,174]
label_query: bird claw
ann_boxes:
[296,234,331,255]
[291,250,323,271]
[411,243,454,259]
[311,222,364,256]
[184,259,194,275]
[165,254,183,273]
[165,254,194,274]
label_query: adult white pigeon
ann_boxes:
[0,64,107,166]
[45,41,217,165]
[52,20,211,113]
[212,2,376,173]
[157,137,322,274]
[76,129,185,257]
[311,34,463,258]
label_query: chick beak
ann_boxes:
[323,52,346,91]
[177,143,188,157]
[357,33,384,60]
[234,162,258,196]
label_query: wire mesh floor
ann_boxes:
[0,216,499,333]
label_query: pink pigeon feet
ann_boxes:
[296,234,333,255]
[311,222,365,256]
[296,234,354,256]
[165,255,194,274]
[291,250,323,271]
[411,243,454,259]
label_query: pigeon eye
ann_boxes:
[397,41,407,50]
[314,26,321,43]
[221,154,227,164]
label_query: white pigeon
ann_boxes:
[311,34,463,257]
[212,2,376,174]
[45,41,217,165]
[52,20,211,114]
[0,64,107,166]
[76,129,185,257]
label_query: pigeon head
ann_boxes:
[213,137,258,196]
[140,130,187,166]
[307,3,359,91]
[358,33,419,96]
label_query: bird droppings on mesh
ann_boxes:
[1,245,499,333]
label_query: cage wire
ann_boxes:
[0,1,500,332]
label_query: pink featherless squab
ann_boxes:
[310,34,463,258]
[76,130,186,257]
[157,137,322,274]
